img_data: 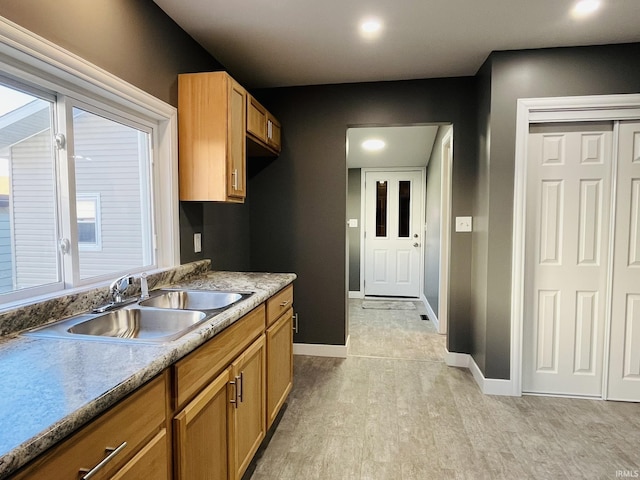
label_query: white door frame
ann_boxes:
[359,167,426,297]
[511,93,640,397]
[438,129,453,334]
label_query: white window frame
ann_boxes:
[0,16,179,308]
[76,193,101,251]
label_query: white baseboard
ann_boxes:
[349,291,364,299]
[444,349,470,368]
[421,294,440,331]
[444,349,516,396]
[294,335,350,359]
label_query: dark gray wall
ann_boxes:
[0,0,221,106]
[424,125,451,312]
[0,0,253,272]
[347,169,361,292]
[251,79,478,349]
[471,59,491,376]
[476,43,640,379]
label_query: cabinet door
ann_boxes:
[266,114,281,153]
[226,78,246,201]
[229,335,266,480]
[174,368,231,480]
[247,95,267,142]
[266,308,293,428]
[111,429,169,480]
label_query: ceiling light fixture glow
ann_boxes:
[571,0,601,18]
[359,18,383,39]
[362,138,386,151]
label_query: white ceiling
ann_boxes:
[153,0,640,88]
[346,126,440,169]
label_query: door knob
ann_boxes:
[413,242,420,247]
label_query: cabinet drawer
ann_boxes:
[174,304,266,409]
[14,373,167,480]
[266,285,293,327]
[111,429,169,480]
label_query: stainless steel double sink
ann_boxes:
[25,289,252,344]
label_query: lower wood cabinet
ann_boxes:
[266,308,293,428]
[229,335,266,480]
[174,368,231,480]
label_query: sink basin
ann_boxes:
[26,307,206,344]
[139,289,247,311]
[67,308,206,341]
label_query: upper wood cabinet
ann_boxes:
[247,94,281,155]
[178,71,247,202]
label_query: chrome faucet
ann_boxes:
[109,274,134,303]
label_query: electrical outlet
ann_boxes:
[455,216,472,232]
[194,233,202,253]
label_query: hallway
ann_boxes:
[250,300,640,479]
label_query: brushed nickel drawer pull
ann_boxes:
[238,371,244,403]
[79,441,127,479]
[280,300,290,307]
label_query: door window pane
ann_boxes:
[72,107,153,280]
[376,180,387,237]
[0,84,59,294]
[398,180,411,237]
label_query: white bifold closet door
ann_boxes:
[607,121,640,402]
[523,122,613,397]
[523,121,640,402]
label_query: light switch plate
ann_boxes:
[194,233,202,253]
[455,216,472,232]
[348,219,358,228]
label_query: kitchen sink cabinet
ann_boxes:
[178,71,247,202]
[246,94,281,155]
[174,368,231,480]
[172,306,267,480]
[12,373,170,480]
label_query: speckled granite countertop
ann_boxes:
[0,270,295,478]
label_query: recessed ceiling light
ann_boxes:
[571,0,601,18]
[359,18,383,39]
[362,139,385,151]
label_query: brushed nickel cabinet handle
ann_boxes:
[79,441,127,479]
[280,300,290,307]
[238,371,244,403]
[293,313,299,334]
[229,376,240,408]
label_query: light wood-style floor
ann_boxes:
[251,299,640,479]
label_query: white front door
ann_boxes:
[523,122,613,396]
[363,170,423,297]
[607,121,640,402]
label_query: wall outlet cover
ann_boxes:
[348,219,358,228]
[455,216,472,232]
[194,233,202,253]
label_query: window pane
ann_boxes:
[0,84,59,294]
[376,180,387,237]
[398,180,411,237]
[72,107,153,280]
